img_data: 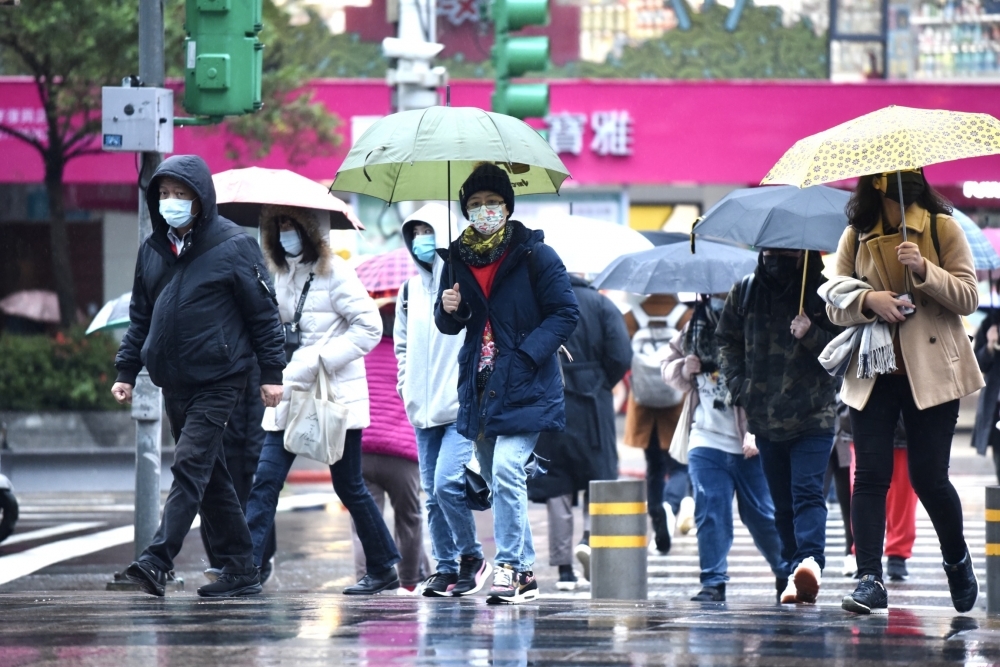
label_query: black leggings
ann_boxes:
[849,375,967,579]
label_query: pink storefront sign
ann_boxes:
[1,76,999,188]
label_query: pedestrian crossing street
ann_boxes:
[642,515,988,606]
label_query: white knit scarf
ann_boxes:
[817,275,897,379]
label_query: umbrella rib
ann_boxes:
[482,112,515,167]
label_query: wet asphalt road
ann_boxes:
[1,433,999,664]
[0,594,995,666]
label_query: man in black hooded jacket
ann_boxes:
[111,155,285,598]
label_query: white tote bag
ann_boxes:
[283,364,349,465]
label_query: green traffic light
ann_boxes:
[491,0,550,120]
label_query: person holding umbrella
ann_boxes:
[243,204,402,595]
[436,162,580,605]
[716,248,841,606]
[395,203,493,597]
[824,170,982,615]
[663,295,789,603]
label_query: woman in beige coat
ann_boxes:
[826,170,982,615]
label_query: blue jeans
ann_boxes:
[416,424,483,574]
[476,433,539,571]
[688,446,789,587]
[755,433,834,571]
[644,434,689,518]
[245,429,401,573]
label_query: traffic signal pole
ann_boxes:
[133,0,165,562]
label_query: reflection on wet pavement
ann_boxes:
[0,595,996,666]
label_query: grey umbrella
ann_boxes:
[693,185,849,253]
[592,240,759,296]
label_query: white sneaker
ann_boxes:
[842,554,858,578]
[677,496,696,536]
[664,502,677,537]
[780,578,798,604]
[793,557,822,604]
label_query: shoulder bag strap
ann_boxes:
[931,213,941,265]
[291,272,315,332]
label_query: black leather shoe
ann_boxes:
[344,567,400,595]
[125,560,167,597]
[944,551,979,613]
[775,577,788,605]
[197,571,262,598]
[886,556,908,581]
[691,584,725,602]
[260,558,274,586]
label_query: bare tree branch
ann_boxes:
[0,122,45,152]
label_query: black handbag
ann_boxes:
[283,272,314,363]
[464,466,491,511]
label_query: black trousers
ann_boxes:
[849,375,967,579]
[199,370,276,570]
[141,381,256,575]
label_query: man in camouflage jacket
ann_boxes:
[716,249,841,607]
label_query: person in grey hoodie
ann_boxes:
[395,203,492,597]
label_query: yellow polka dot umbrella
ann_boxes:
[761,105,1000,189]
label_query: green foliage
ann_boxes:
[0,0,138,159]
[557,3,827,79]
[0,329,126,411]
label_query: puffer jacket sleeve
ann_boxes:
[518,244,580,367]
[599,293,632,386]
[318,260,382,374]
[231,236,287,386]
[662,326,695,394]
[393,278,410,398]
[115,248,153,385]
[716,285,749,407]
[912,215,979,316]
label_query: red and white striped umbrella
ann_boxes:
[354,247,418,297]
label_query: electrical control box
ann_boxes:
[101,87,174,153]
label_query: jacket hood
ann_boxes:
[401,203,457,273]
[259,204,332,276]
[146,155,219,235]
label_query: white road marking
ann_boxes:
[0,493,337,586]
[2,522,106,546]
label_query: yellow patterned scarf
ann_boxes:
[459,223,513,267]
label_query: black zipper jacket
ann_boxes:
[114,155,285,393]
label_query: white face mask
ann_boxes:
[279,229,303,256]
[159,198,195,229]
[468,204,505,235]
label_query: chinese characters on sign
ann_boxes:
[0,107,47,142]
[544,110,634,157]
[438,0,480,25]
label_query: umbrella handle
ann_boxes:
[896,170,913,293]
[799,251,809,315]
[448,159,454,287]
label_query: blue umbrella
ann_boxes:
[951,209,1000,274]
[592,240,759,295]
[693,185,850,253]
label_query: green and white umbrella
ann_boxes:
[86,292,131,335]
[332,106,570,203]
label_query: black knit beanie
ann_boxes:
[459,163,515,220]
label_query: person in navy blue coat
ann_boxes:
[436,162,580,605]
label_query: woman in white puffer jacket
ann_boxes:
[244,204,401,595]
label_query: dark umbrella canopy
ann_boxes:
[693,185,849,253]
[592,240,759,295]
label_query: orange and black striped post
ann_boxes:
[589,479,647,600]
[988,486,1000,615]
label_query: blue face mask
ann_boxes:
[412,234,436,264]
[279,229,303,256]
